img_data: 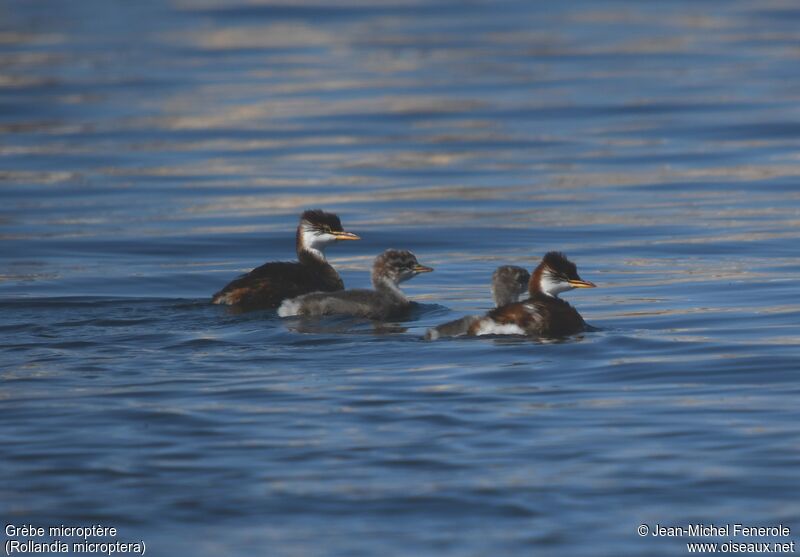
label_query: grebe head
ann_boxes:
[372,249,433,291]
[296,209,360,259]
[491,265,531,307]
[531,251,595,297]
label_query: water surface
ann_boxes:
[2,1,800,555]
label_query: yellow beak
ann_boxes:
[569,278,596,288]
[333,231,360,241]
[413,264,434,273]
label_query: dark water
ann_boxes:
[2,1,800,555]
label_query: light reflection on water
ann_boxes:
[2,0,800,555]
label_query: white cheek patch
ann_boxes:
[540,272,573,297]
[473,319,526,336]
[300,225,318,248]
[300,225,336,258]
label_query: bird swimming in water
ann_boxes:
[212,209,359,310]
[425,265,530,340]
[426,252,595,339]
[467,252,596,338]
[278,249,433,320]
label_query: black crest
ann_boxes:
[542,251,579,279]
[300,209,343,232]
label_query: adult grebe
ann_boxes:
[468,252,596,338]
[212,209,359,309]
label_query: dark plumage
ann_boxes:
[470,292,587,337]
[470,251,595,337]
[295,209,343,232]
[278,249,433,320]
[425,265,530,340]
[433,252,595,339]
[211,209,359,310]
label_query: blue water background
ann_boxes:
[2,1,800,555]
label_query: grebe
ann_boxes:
[278,249,433,320]
[425,265,530,340]
[491,265,531,307]
[212,209,359,310]
[468,252,596,338]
